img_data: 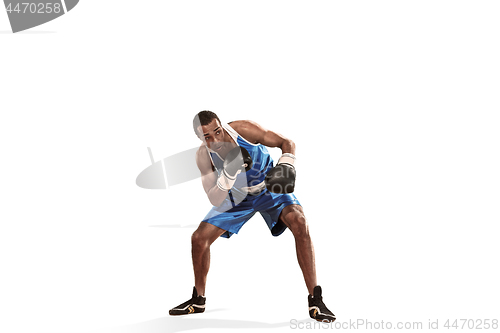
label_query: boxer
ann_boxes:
[169,111,335,322]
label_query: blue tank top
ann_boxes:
[206,123,274,203]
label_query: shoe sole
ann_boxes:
[313,317,336,323]
[169,307,205,316]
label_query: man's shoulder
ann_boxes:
[196,144,210,165]
[196,143,208,157]
[228,120,262,144]
[228,119,257,131]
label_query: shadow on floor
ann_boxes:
[89,313,307,333]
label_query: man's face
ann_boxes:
[197,118,226,152]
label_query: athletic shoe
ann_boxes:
[169,287,206,315]
[308,285,336,322]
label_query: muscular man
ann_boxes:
[169,110,335,322]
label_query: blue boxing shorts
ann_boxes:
[202,190,301,238]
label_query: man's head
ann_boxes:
[193,110,226,151]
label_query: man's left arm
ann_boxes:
[232,120,296,193]
[231,120,296,155]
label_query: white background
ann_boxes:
[1,1,499,333]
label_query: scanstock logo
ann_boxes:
[136,147,201,190]
[136,147,251,210]
[3,0,79,33]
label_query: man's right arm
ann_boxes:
[196,146,229,207]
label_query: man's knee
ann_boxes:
[191,228,209,249]
[284,207,309,238]
[291,216,309,238]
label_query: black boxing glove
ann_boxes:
[265,153,296,194]
[217,146,253,191]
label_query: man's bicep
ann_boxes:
[201,171,218,195]
[260,128,290,148]
[235,120,288,148]
[196,148,217,193]
[251,122,289,148]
